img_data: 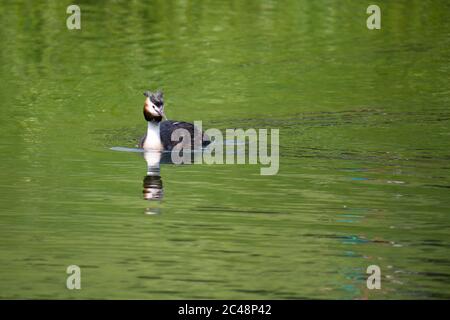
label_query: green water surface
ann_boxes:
[0,0,449,299]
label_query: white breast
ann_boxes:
[143,122,164,151]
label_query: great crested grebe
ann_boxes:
[139,90,210,151]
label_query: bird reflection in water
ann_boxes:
[142,151,167,205]
[143,151,164,201]
[141,150,202,214]
[142,151,166,215]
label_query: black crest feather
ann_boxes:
[144,90,164,107]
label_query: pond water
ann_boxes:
[0,0,449,299]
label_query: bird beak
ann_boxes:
[157,108,166,119]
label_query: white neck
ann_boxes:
[142,121,163,151]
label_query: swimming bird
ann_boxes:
[139,90,210,151]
